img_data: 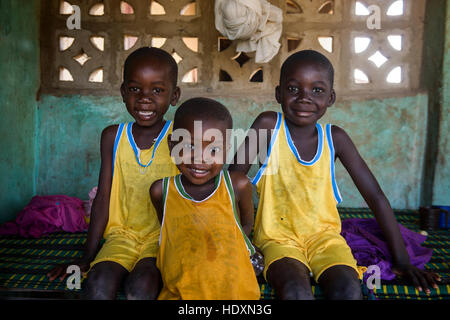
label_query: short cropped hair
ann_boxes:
[280,50,334,86]
[174,97,233,130]
[123,47,178,87]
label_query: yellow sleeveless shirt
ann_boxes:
[105,121,179,241]
[252,112,343,248]
[157,171,260,300]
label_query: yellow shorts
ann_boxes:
[261,230,366,282]
[90,230,159,272]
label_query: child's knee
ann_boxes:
[83,262,127,300]
[124,263,161,300]
[84,270,116,299]
[124,274,160,300]
[318,266,362,300]
[279,279,315,300]
[326,279,362,300]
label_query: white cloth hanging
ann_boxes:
[215,0,283,63]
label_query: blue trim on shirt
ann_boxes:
[251,112,282,186]
[325,124,342,204]
[126,120,172,168]
[112,123,125,178]
[284,121,323,166]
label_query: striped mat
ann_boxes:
[0,208,448,300]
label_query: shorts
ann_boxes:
[261,229,366,282]
[90,230,159,272]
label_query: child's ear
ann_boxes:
[170,87,181,106]
[120,83,126,102]
[275,85,281,104]
[328,89,336,107]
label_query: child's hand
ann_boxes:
[392,263,441,294]
[47,258,90,281]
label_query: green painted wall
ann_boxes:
[432,2,450,205]
[37,93,428,210]
[37,95,130,198]
[0,0,40,223]
[327,95,428,209]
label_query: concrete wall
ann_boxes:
[36,93,428,210]
[0,0,40,223]
[432,3,450,205]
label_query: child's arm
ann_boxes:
[228,111,278,174]
[150,179,164,224]
[332,125,440,293]
[229,171,254,237]
[230,171,264,275]
[47,125,117,281]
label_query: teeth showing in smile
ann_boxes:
[296,111,313,117]
[191,168,208,174]
[138,111,155,117]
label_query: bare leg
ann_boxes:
[317,265,362,300]
[124,257,162,300]
[83,261,128,300]
[266,257,314,300]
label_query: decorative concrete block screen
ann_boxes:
[40,0,426,98]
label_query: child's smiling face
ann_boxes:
[121,56,179,127]
[276,60,335,127]
[169,117,229,186]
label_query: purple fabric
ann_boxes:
[0,195,88,238]
[341,218,433,280]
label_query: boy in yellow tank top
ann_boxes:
[47,47,181,299]
[229,50,440,299]
[150,97,262,300]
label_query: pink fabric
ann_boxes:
[83,186,97,218]
[0,195,88,238]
